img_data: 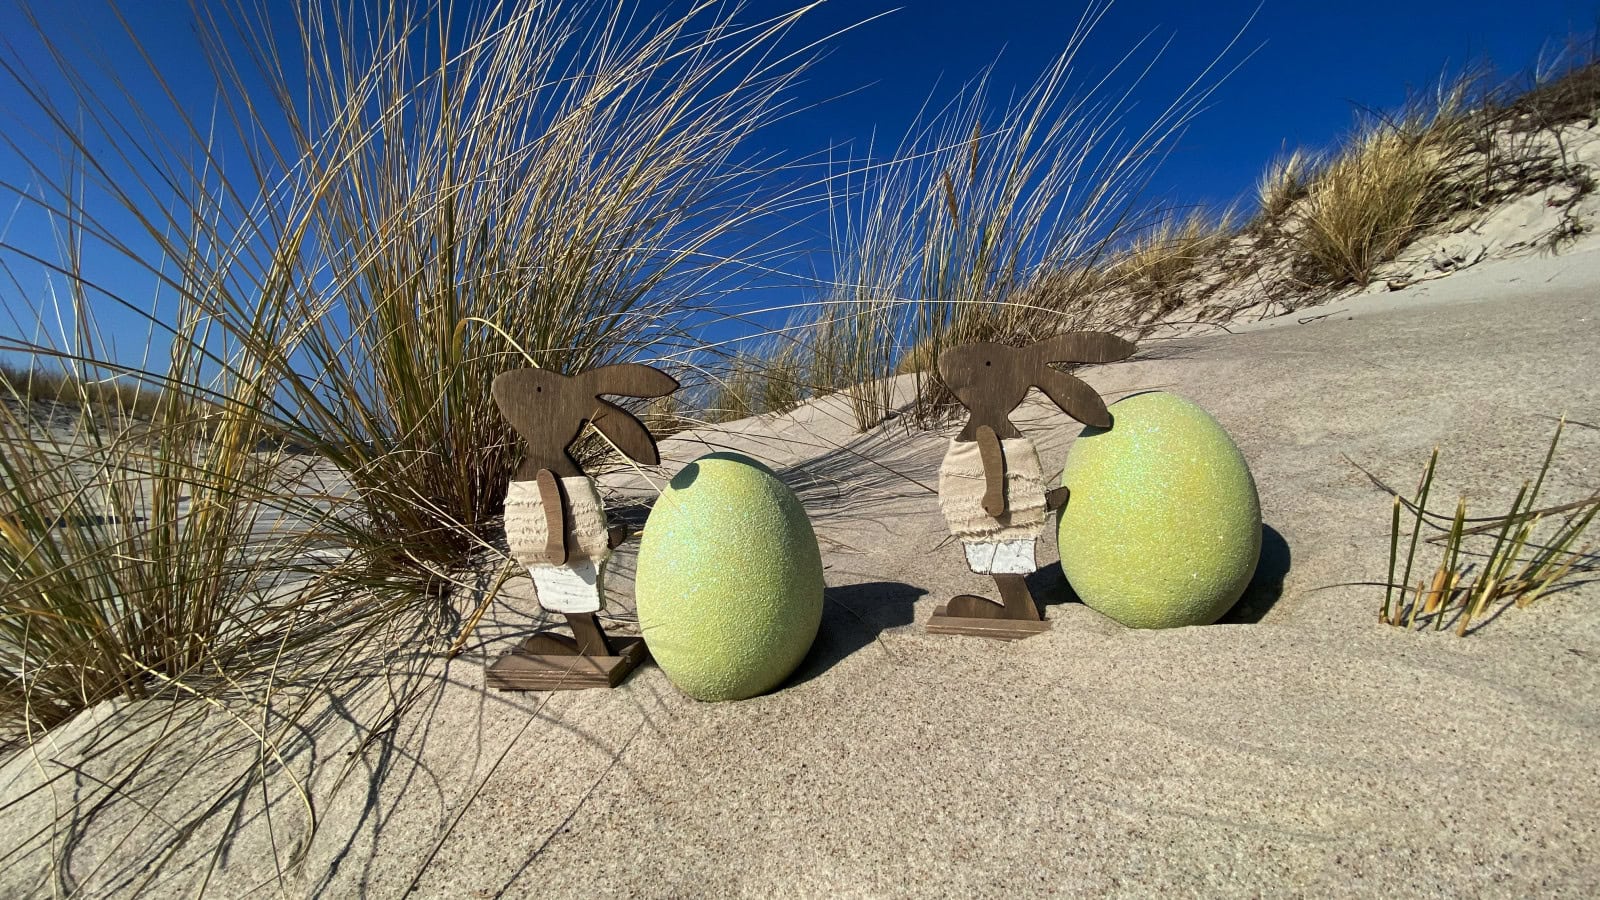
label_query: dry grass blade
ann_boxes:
[1256,147,1319,220]
[0,0,825,890]
[2,0,822,578]
[810,0,1246,425]
[1378,421,1596,635]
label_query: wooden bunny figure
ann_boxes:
[485,363,678,689]
[928,332,1134,639]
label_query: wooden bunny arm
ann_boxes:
[1045,486,1070,511]
[976,425,1008,518]
[607,524,631,549]
[534,468,569,566]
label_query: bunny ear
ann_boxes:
[1033,368,1113,428]
[1027,331,1135,366]
[588,400,661,466]
[579,364,679,399]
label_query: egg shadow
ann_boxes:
[1028,522,1291,624]
[1028,561,1080,614]
[1218,523,1291,624]
[784,581,926,687]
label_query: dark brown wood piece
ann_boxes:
[486,362,680,691]
[929,573,1047,639]
[486,635,649,690]
[1045,486,1070,512]
[534,468,568,565]
[977,425,1007,518]
[565,611,615,657]
[930,331,1133,641]
[995,573,1042,621]
[943,593,1008,618]
[492,363,679,479]
[926,608,1051,641]
[939,332,1134,442]
[606,524,630,549]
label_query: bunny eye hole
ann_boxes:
[984,360,991,367]
[536,386,543,393]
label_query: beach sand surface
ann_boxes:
[2,243,1598,897]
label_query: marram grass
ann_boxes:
[1380,419,1598,635]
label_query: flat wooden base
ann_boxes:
[486,635,649,691]
[927,605,1052,640]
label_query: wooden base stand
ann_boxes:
[927,605,1051,640]
[486,613,649,691]
[925,574,1051,640]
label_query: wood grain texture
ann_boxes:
[926,609,1052,640]
[491,364,678,479]
[486,362,679,689]
[485,635,648,690]
[932,331,1131,641]
[534,468,568,565]
[976,425,1007,518]
[938,332,1134,440]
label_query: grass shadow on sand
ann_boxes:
[785,581,926,686]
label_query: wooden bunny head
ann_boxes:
[492,363,679,479]
[938,332,1134,440]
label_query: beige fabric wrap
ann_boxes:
[504,475,612,568]
[938,437,1048,541]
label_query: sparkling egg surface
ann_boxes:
[636,452,823,700]
[1057,391,1261,628]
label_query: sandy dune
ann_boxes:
[2,242,1598,897]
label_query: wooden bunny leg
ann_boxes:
[994,573,1042,621]
[565,612,615,656]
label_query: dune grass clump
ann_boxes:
[706,353,764,424]
[809,294,900,431]
[1289,79,1477,286]
[1097,207,1238,314]
[0,0,822,880]
[1,0,817,577]
[1380,420,1598,635]
[817,1,1236,426]
[761,352,808,417]
[0,348,406,740]
[0,363,173,424]
[1255,148,1319,221]
[698,331,813,425]
[0,0,820,738]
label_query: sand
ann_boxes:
[2,241,1598,897]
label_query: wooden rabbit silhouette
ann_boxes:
[928,332,1135,639]
[485,363,678,690]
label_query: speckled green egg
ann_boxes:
[636,452,823,700]
[1057,391,1260,628]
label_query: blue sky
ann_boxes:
[1,0,1596,370]
[767,0,1597,212]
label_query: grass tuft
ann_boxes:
[1379,420,1598,634]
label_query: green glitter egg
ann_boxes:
[1057,391,1261,628]
[636,451,823,701]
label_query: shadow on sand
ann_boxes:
[1220,523,1291,623]
[785,580,926,686]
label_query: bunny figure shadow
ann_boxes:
[929,333,1134,640]
[484,363,677,689]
